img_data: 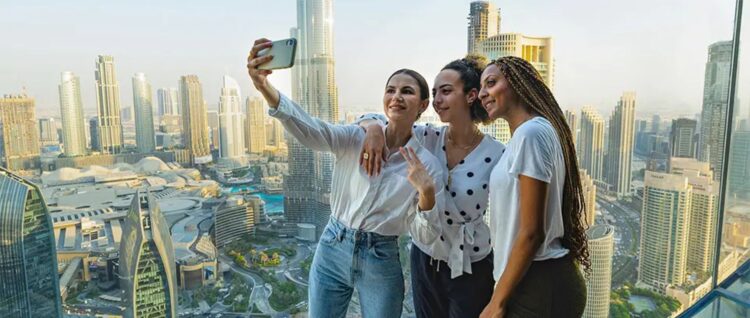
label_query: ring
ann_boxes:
[363,153,370,160]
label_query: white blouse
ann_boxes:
[356,115,504,278]
[269,94,447,243]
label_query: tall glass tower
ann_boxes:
[287,0,339,236]
[59,72,88,156]
[119,192,177,318]
[0,167,62,318]
[132,73,156,153]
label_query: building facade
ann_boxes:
[95,55,124,154]
[213,196,256,249]
[467,1,501,54]
[179,75,212,165]
[583,225,614,318]
[0,94,40,171]
[218,76,245,159]
[287,0,339,235]
[59,72,88,156]
[245,96,266,154]
[132,73,156,153]
[578,107,606,181]
[699,41,732,181]
[0,167,62,318]
[606,92,636,197]
[119,192,177,318]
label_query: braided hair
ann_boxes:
[442,54,492,124]
[492,56,590,272]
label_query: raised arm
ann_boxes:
[247,38,357,154]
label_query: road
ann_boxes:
[219,255,278,316]
[598,196,641,287]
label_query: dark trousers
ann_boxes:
[506,254,586,318]
[410,246,494,318]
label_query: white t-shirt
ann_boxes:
[489,117,569,280]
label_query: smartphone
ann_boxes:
[257,38,297,70]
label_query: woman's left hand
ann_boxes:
[399,147,434,194]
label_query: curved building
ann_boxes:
[213,196,256,249]
[0,167,62,317]
[119,191,177,318]
[583,224,614,318]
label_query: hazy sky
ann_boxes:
[0,0,740,119]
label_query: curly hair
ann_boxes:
[492,56,591,272]
[442,54,492,124]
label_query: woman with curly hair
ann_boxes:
[358,55,503,317]
[478,56,589,318]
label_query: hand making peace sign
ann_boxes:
[399,146,435,195]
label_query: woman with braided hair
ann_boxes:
[478,56,588,318]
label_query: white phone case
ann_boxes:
[258,38,297,70]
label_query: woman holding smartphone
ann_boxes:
[478,56,588,318]
[358,55,503,318]
[247,38,447,318]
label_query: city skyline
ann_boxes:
[0,1,748,317]
[1,0,740,119]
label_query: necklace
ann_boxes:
[447,127,483,150]
[446,127,483,187]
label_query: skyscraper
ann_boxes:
[89,117,100,151]
[0,94,40,171]
[671,118,698,158]
[638,171,691,292]
[218,76,245,159]
[565,110,578,145]
[699,41,733,180]
[670,158,718,274]
[38,118,59,147]
[59,72,87,156]
[266,118,285,149]
[583,225,614,318]
[287,0,339,235]
[581,169,596,227]
[119,192,177,318]
[157,88,180,117]
[579,107,606,181]
[95,55,124,154]
[729,129,750,196]
[208,110,219,151]
[179,75,212,164]
[606,92,636,197]
[132,73,156,153]
[652,114,662,133]
[0,167,62,318]
[246,96,266,154]
[467,1,501,54]
[479,33,555,90]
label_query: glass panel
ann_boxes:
[722,0,750,299]
[690,295,750,318]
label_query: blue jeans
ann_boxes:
[308,218,404,318]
